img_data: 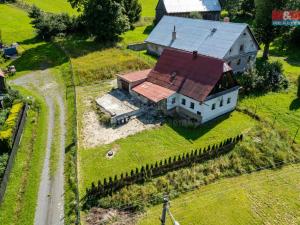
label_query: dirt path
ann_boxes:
[12,68,66,225]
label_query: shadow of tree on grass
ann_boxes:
[290,98,300,111]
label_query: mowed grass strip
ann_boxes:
[79,111,256,195]
[137,164,300,225]
[0,4,35,44]
[23,0,77,14]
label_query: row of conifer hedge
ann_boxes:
[84,134,243,205]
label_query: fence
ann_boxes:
[0,104,28,203]
[84,134,243,202]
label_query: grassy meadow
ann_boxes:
[78,112,256,195]
[137,164,300,225]
[0,4,35,44]
[23,0,77,14]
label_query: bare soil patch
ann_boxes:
[77,81,161,149]
[85,208,137,225]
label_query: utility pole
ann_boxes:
[160,197,180,225]
[160,197,169,225]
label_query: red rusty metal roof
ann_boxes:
[118,69,151,83]
[147,49,231,102]
[132,81,176,103]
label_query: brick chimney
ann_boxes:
[172,26,176,41]
[224,17,230,23]
[193,51,198,59]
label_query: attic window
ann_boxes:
[240,45,244,52]
[243,32,246,36]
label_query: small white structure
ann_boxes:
[146,16,260,73]
[117,49,240,124]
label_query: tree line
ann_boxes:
[83,134,243,207]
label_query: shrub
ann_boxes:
[220,10,229,18]
[237,59,288,94]
[28,6,77,40]
[0,101,24,152]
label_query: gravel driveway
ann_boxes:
[12,68,66,225]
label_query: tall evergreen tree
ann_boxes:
[254,0,285,59]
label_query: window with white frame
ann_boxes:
[227,97,231,104]
[181,98,186,105]
[190,102,195,109]
[212,103,216,110]
[171,97,176,104]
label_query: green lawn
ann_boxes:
[23,0,77,14]
[137,164,300,225]
[240,45,300,142]
[79,111,256,195]
[0,4,35,44]
[139,0,157,17]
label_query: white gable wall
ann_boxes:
[224,27,259,73]
[165,88,239,123]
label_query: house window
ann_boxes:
[227,97,231,104]
[212,103,216,110]
[181,98,186,105]
[237,59,241,65]
[190,102,195,109]
[171,97,176,104]
[247,56,252,63]
[240,45,244,52]
[197,111,201,115]
[220,99,223,107]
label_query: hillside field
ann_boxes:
[137,164,300,225]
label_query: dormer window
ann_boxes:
[240,45,244,52]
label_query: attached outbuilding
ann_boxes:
[146,16,260,73]
[156,0,221,22]
[118,49,240,124]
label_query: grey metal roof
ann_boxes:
[164,0,221,13]
[146,16,253,59]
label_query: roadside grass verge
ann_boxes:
[137,163,300,225]
[78,111,256,196]
[49,101,61,177]
[0,87,48,225]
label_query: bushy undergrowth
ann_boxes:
[0,153,9,182]
[88,123,300,212]
[237,59,288,94]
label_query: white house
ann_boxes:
[145,16,260,73]
[117,49,239,124]
[155,0,221,22]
